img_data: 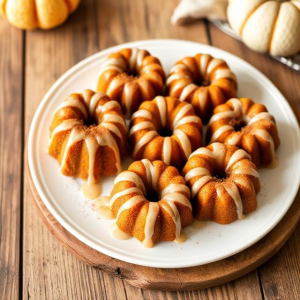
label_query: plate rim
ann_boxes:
[28,39,300,268]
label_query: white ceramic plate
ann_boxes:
[28,40,300,268]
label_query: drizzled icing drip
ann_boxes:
[132,131,158,156]
[130,97,201,165]
[172,103,193,130]
[110,159,192,247]
[155,96,167,127]
[221,183,245,220]
[167,54,237,106]
[163,137,172,165]
[50,90,126,189]
[207,98,277,161]
[186,143,257,217]
[174,129,191,159]
[98,48,164,117]
[142,203,160,248]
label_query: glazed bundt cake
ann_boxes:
[97,48,165,117]
[129,96,203,169]
[109,159,193,247]
[48,90,128,189]
[183,143,260,224]
[166,53,237,122]
[206,98,280,167]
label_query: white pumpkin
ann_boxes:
[227,0,300,56]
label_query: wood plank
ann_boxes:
[259,224,300,300]
[208,22,300,300]
[0,18,23,300]
[22,1,122,299]
[95,0,209,46]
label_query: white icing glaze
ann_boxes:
[161,183,190,198]
[174,129,191,159]
[252,129,275,161]
[191,176,212,198]
[185,167,210,182]
[92,196,114,219]
[208,98,243,126]
[155,96,167,127]
[161,201,181,241]
[101,123,122,138]
[198,88,208,112]
[98,65,122,78]
[210,125,234,143]
[206,58,225,76]
[226,149,251,172]
[141,159,159,190]
[190,143,225,167]
[162,192,192,210]
[248,112,274,125]
[129,121,154,136]
[163,137,172,165]
[179,83,198,102]
[142,202,160,248]
[172,103,192,129]
[132,131,158,157]
[131,109,152,120]
[110,223,132,240]
[223,184,244,220]
[166,73,189,85]
[116,196,145,219]
[212,69,237,84]
[175,116,200,129]
[231,164,259,178]
[101,57,127,69]
[110,187,143,207]
[200,54,210,77]
[55,98,88,119]
[226,132,243,146]
[114,171,146,194]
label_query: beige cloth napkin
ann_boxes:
[172,0,228,25]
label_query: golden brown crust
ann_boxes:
[206,98,280,167]
[110,160,193,246]
[97,48,165,117]
[129,96,203,169]
[183,143,260,224]
[48,90,128,183]
[167,53,237,122]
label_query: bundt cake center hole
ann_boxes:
[146,190,160,202]
[125,69,139,78]
[230,120,247,132]
[213,171,227,180]
[84,117,98,126]
[158,127,173,137]
[201,80,210,87]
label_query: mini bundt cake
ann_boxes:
[183,143,260,224]
[48,89,128,186]
[97,48,166,117]
[166,53,237,122]
[206,98,280,167]
[109,159,193,247]
[129,96,203,169]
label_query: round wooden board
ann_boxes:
[26,161,300,291]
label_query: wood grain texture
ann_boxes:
[0,18,23,300]
[26,162,300,292]
[13,0,299,298]
[22,1,111,299]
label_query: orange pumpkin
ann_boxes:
[0,0,80,30]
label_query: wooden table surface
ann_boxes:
[1,0,300,299]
